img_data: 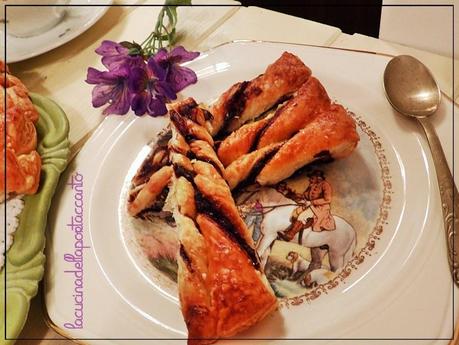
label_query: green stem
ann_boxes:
[140,2,183,57]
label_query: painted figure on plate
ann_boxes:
[242,199,264,245]
[278,170,336,242]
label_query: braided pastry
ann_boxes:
[169,111,277,345]
[225,103,360,189]
[205,51,311,136]
[127,129,172,217]
[128,52,313,216]
[127,101,216,217]
[217,77,330,167]
[125,52,362,343]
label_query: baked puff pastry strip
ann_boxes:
[256,76,331,149]
[224,142,283,191]
[217,77,330,167]
[207,51,311,137]
[217,115,273,168]
[127,100,214,217]
[127,165,174,217]
[257,104,360,185]
[131,129,172,187]
[169,113,277,345]
[224,104,359,189]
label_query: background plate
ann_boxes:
[2,0,112,63]
[1,94,70,344]
[45,41,457,344]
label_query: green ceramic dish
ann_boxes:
[0,93,70,344]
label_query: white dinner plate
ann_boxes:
[2,0,112,63]
[44,41,457,344]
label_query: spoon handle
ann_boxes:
[418,117,459,286]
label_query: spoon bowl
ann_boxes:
[383,55,441,118]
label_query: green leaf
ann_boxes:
[120,41,135,49]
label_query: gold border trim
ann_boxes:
[42,39,452,341]
[278,112,392,308]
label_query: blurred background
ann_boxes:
[239,0,456,59]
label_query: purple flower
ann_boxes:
[151,46,200,93]
[128,64,176,117]
[95,40,144,71]
[86,41,200,117]
[86,66,132,115]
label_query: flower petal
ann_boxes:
[86,67,116,84]
[101,56,126,71]
[131,92,148,116]
[147,57,167,81]
[128,66,148,93]
[155,80,177,100]
[146,95,168,116]
[169,46,200,63]
[95,40,140,70]
[91,83,116,108]
[95,40,128,56]
[167,64,198,92]
[152,48,169,64]
[86,66,131,115]
[102,83,132,115]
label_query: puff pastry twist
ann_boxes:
[168,106,278,345]
[125,52,362,344]
[127,52,311,216]
[128,52,359,214]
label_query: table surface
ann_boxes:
[8,1,458,344]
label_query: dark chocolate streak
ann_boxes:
[189,151,224,176]
[249,94,294,152]
[198,158,224,176]
[313,150,334,163]
[218,81,249,136]
[132,130,172,186]
[202,109,214,121]
[213,140,222,151]
[157,128,173,146]
[137,186,170,219]
[170,110,197,142]
[194,190,261,270]
[175,98,198,118]
[186,151,197,160]
[173,157,260,269]
[180,244,194,273]
[175,99,214,124]
[187,145,223,176]
[234,147,280,192]
[173,163,196,181]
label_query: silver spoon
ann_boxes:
[384,55,459,286]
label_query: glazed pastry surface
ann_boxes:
[169,109,278,345]
[217,77,331,167]
[207,52,311,136]
[257,104,360,185]
[1,62,41,198]
[125,52,363,344]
